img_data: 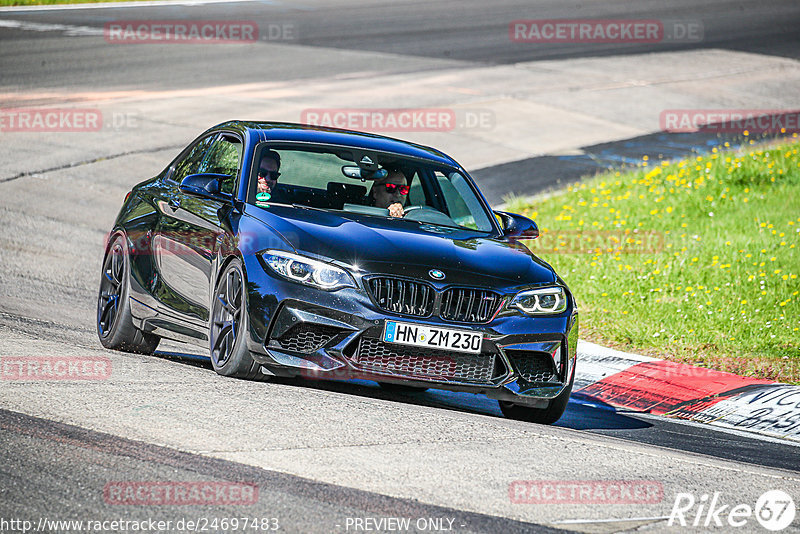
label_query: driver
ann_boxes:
[257,150,281,198]
[368,168,408,218]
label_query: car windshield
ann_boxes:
[248,145,494,232]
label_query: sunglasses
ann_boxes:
[384,183,409,195]
[258,169,280,180]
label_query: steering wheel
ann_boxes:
[401,206,457,225]
[401,205,425,215]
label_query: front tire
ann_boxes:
[97,234,160,354]
[499,370,574,425]
[209,259,262,380]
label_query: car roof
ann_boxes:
[209,120,461,168]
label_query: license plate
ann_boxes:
[383,321,482,354]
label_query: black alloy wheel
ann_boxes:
[97,234,160,354]
[210,259,262,379]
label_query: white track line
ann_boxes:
[554,516,671,525]
[0,19,103,35]
[0,0,269,12]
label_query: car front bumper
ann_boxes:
[243,256,577,409]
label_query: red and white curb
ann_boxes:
[574,341,800,442]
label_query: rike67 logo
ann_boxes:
[669,490,796,531]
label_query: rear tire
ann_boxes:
[97,234,160,354]
[209,259,262,380]
[499,370,574,425]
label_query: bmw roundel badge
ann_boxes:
[428,269,445,280]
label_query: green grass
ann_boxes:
[507,137,800,382]
[0,0,141,5]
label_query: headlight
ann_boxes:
[509,286,568,315]
[261,250,355,290]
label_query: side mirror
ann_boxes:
[494,211,539,238]
[179,173,232,202]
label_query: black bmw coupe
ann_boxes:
[98,121,578,423]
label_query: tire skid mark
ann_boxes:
[0,145,182,184]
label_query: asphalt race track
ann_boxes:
[1,1,799,532]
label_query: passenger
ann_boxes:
[256,150,281,201]
[369,168,408,218]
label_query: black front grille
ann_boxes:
[440,288,502,323]
[506,350,556,383]
[366,277,503,324]
[353,337,497,384]
[367,277,434,317]
[274,324,341,353]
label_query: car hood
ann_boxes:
[244,205,556,288]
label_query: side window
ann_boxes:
[201,134,242,195]
[172,136,213,183]
[436,172,471,220]
[436,172,492,231]
[403,170,426,206]
[408,182,425,206]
